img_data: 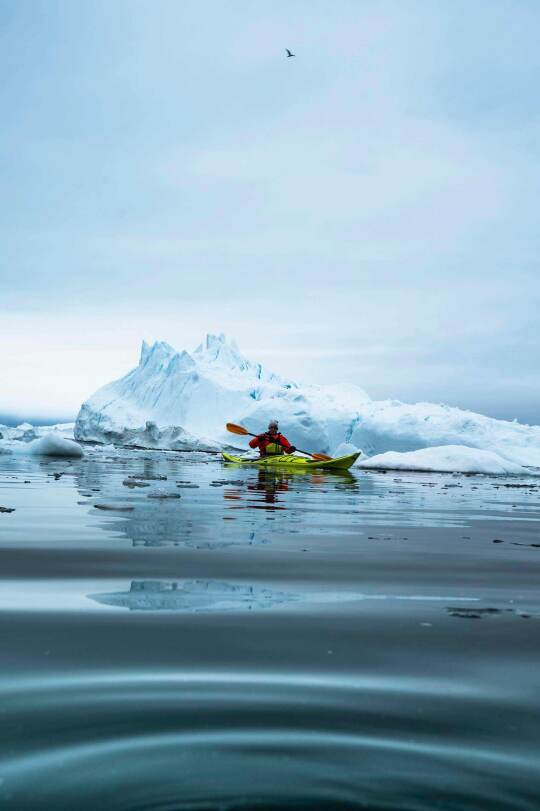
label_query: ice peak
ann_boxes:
[139,340,176,367]
[139,340,151,365]
[168,350,195,373]
[195,332,237,354]
[194,333,251,371]
[203,332,229,350]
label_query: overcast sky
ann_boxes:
[1,0,539,425]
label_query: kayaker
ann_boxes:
[249,420,297,457]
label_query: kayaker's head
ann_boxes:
[268,419,279,435]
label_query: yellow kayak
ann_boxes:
[222,451,361,471]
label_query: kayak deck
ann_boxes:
[222,451,360,471]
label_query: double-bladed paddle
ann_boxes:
[226,422,332,462]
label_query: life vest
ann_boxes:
[264,441,284,456]
[249,431,292,456]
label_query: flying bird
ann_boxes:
[285,49,295,58]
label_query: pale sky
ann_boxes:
[1,0,539,425]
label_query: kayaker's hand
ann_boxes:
[289,446,297,453]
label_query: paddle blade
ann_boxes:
[310,452,333,461]
[226,422,249,436]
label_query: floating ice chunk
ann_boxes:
[28,433,84,458]
[94,503,134,511]
[359,445,530,475]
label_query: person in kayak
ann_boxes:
[249,420,297,457]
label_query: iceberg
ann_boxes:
[74,333,540,469]
[75,333,367,453]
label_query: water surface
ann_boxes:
[1,448,539,809]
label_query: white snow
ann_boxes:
[359,445,531,475]
[73,333,540,471]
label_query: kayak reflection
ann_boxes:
[222,470,288,509]
[224,469,358,511]
[248,470,290,507]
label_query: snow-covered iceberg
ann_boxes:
[75,334,368,453]
[359,445,530,475]
[74,333,540,469]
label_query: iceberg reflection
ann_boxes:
[88,579,298,612]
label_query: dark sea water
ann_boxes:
[1,448,540,810]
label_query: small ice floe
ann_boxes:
[447,606,531,620]
[147,490,181,499]
[122,479,150,488]
[94,503,134,512]
[127,474,167,481]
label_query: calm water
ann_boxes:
[1,448,540,810]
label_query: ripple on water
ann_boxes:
[1,671,538,811]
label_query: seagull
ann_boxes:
[285,49,296,58]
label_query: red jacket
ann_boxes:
[249,432,294,456]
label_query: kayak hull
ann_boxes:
[222,451,361,471]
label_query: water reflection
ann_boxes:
[225,469,358,510]
[2,452,540,809]
[89,579,297,612]
[86,579,480,615]
[247,469,289,506]
[231,469,291,509]
[72,457,363,548]
[68,453,540,557]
